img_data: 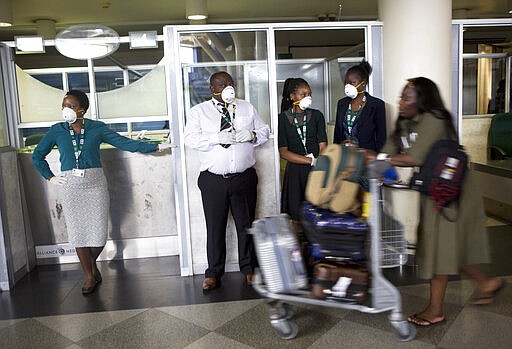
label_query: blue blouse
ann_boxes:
[32,119,158,179]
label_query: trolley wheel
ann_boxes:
[270,318,299,340]
[393,321,417,342]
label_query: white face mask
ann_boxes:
[344,84,358,99]
[298,96,312,110]
[221,86,236,104]
[344,81,365,99]
[62,107,77,124]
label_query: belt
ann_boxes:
[222,172,242,179]
[207,168,251,179]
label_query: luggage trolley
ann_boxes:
[250,160,416,342]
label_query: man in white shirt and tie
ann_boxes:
[184,71,270,291]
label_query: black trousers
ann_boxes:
[198,168,258,279]
[281,162,311,221]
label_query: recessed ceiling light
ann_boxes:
[187,14,207,20]
[0,0,13,26]
[186,0,208,21]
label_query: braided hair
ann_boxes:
[280,77,309,112]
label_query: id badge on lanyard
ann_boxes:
[72,168,85,177]
[401,132,418,149]
[70,126,85,177]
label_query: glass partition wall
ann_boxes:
[165,23,380,275]
[2,22,381,274]
[13,41,168,147]
[180,31,270,125]
[273,27,367,183]
[454,21,512,164]
[166,26,275,275]
[2,35,178,267]
[274,28,367,127]
[461,25,511,116]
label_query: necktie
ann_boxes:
[219,105,231,148]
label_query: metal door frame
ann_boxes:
[164,21,383,275]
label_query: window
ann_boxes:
[14,40,169,146]
[462,26,511,116]
[180,30,270,126]
[275,28,366,123]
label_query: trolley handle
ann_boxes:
[367,160,391,179]
[368,160,412,189]
[382,182,410,190]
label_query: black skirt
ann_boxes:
[281,162,311,221]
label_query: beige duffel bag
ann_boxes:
[305,144,365,213]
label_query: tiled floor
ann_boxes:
[1,223,511,348]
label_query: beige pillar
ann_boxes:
[378,0,452,251]
[379,0,452,124]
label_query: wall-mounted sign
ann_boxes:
[14,36,45,54]
[129,31,158,49]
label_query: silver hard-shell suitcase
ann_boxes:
[250,214,307,293]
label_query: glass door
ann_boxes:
[165,22,381,276]
[165,25,277,276]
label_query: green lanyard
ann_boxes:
[291,109,307,153]
[69,123,85,169]
[347,95,366,136]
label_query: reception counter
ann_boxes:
[472,160,512,223]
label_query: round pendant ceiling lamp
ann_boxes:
[55,24,120,60]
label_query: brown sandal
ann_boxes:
[407,313,446,327]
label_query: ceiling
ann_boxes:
[0,0,511,41]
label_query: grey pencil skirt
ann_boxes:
[59,168,110,247]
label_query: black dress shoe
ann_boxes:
[202,277,220,291]
[246,273,254,286]
[82,282,97,295]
